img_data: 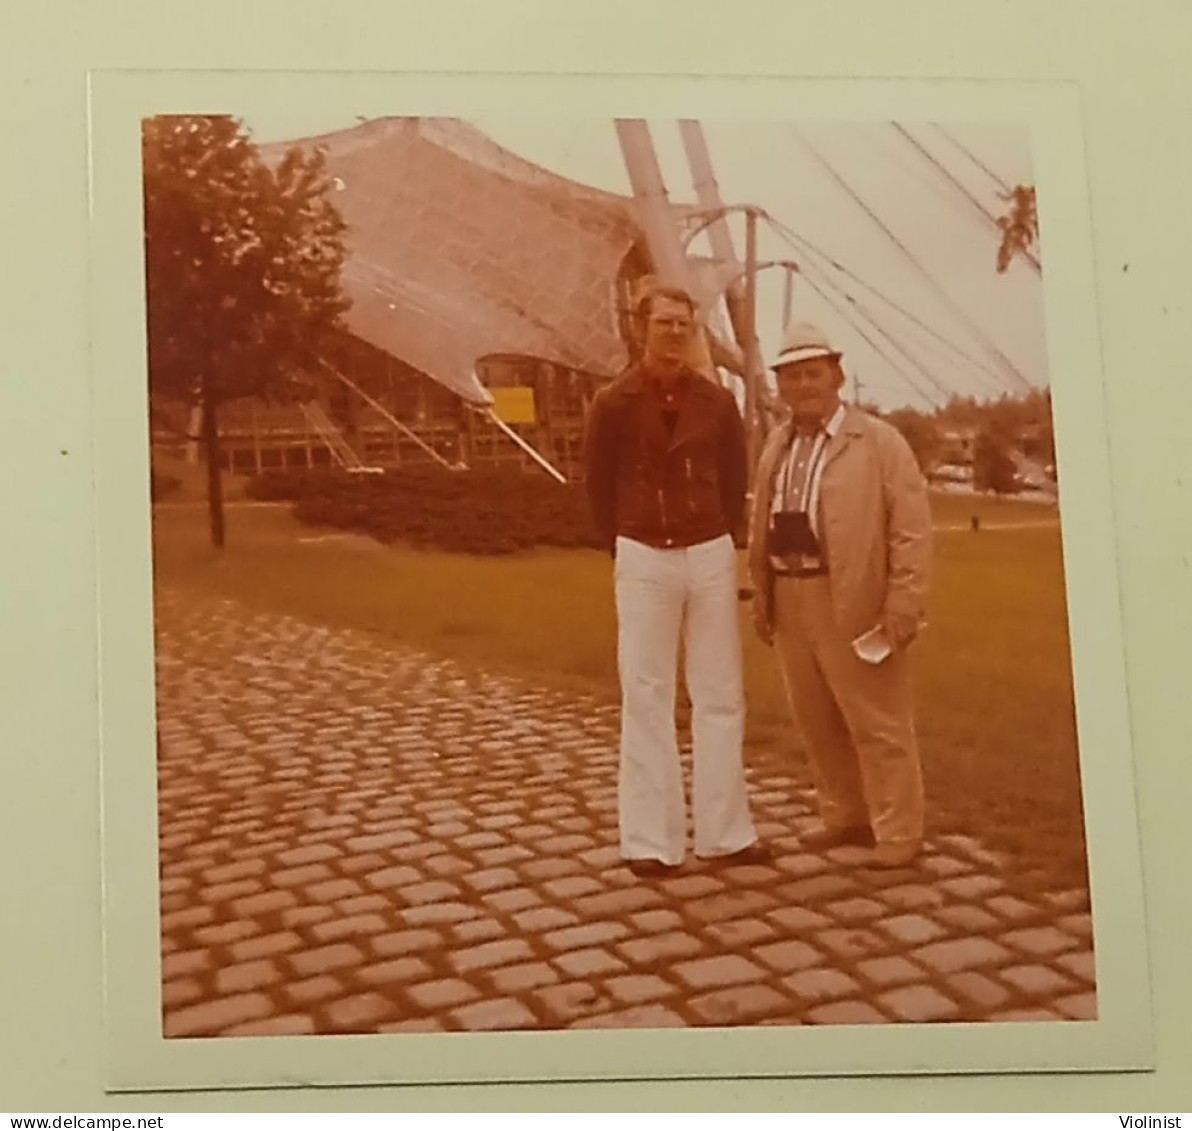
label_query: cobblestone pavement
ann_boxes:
[155,587,1096,1038]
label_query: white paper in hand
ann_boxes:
[851,624,893,664]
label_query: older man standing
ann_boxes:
[748,322,933,868]
[584,285,767,878]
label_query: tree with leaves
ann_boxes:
[142,115,349,547]
[882,407,942,475]
[996,184,1039,274]
[973,425,1019,496]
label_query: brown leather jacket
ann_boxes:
[582,363,748,551]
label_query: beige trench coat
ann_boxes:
[747,405,933,642]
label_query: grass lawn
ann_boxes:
[152,491,1086,894]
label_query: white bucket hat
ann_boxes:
[771,320,842,370]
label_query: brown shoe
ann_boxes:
[865,841,922,869]
[625,858,683,879]
[801,824,876,851]
[704,841,774,867]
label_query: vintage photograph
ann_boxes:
[142,111,1095,1043]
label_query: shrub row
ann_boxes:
[246,467,607,555]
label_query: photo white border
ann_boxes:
[88,68,1153,1092]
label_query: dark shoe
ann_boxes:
[865,841,922,869]
[801,824,876,851]
[626,858,683,879]
[704,841,774,867]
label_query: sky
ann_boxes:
[239,111,1047,411]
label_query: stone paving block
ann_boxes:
[766,907,832,933]
[165,993,274,1037]
[461,868,521,893]
[507,824,556,844]
[481,886,543,913]
[541,876,604,900]
[990,1007,1066,1022]
[289,943,366,978]
[364,865,424,891]
[190,923,260,950]
[945,971,1014,1012]
[161,979,203,1008]
[555,947,630,979]
[606,974,681,1006]
[201,879,263,904]
[488,962,561,994]
[534,982,613,1024]
[358,957,434,987]
[339,853,389,876]
[707,918,779,948]
[778,873,859,905]
[986,894,1044,922]
[228,930,304,963]
[874,883,945,910]
[233,890,299,917]
[618,931,705,966]
[513,907,580,934]
[451,938,535,973]
[856,956,926,988]
[573,887,664,919]
[806,1000,889,1025]
[753,940,825,973]
[161,950,211,980]
[452,998,539,1031]
[390,842,443,863]
[630,910,685,934]
[161,906,217,933]
[273,863,335,888]
[344,830,419,854]
[910,937,1014,974]
[337,894,390,916]
[216,959,283,995]
[935,904,1003,933]
[397,880,465,908]
[1000,927,1081,958]
[938,874,1004,901]
[543,921,630,952]
[1056,992,1098,1021]
[1043,889,1091,914]
[686,889,779,924]
[657,874,725,900]
[371,928,443,959]
[783,969,862,1004]
[294,905,386,942]
[916,853,975,878]
[571,1004,688,1029]
[305,878,365,903]
[285,976,346,1006]
[448,919,505,946]
[402,900,481,924]
[203,858,267,884]
[406,978,481,1011]
[1054,950,1096,984]
[687,985,792,1026]
[275,843,342,867]
[1058,913,1094,940]
[324,992,393,1030]
[823,897,886,923]
[225,1014,317,1037]
[674,955,766,990]
[875,914,950,946]
[281,907,335,929]
[578,845,622,870]
[422,854,475,878]
[378,1018,449,1033]
[878,984,962,1022]
[474,845,535,868]
[999,964,1077,997]
[815,928,890,961]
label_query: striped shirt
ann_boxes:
[769,402,846,573]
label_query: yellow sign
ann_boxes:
[490,386,537,425]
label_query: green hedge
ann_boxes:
[246,467,606,554]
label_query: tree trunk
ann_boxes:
[202,383,226,549]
